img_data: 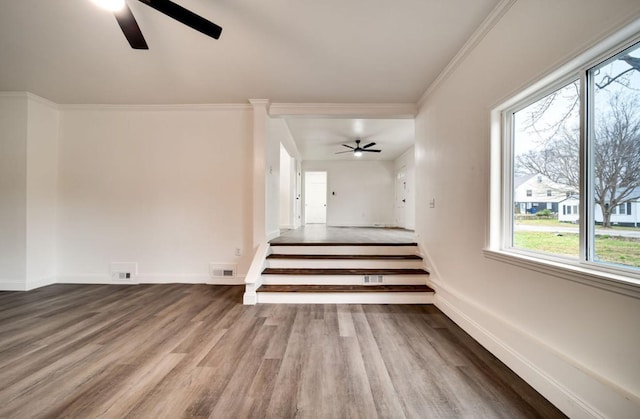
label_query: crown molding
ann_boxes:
[268,103,417,118]
[0,91,59,109]
[59,103,252,111]
[418,0,517,107]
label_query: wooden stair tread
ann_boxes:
[269,242,418,247]
[262,268,429,275]
[267,254,422,260]
[257,284,434,293]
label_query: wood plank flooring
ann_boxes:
[262,268,429,276]
[266,254,423,260]
[270,225,416,244]
[0,284,566,418]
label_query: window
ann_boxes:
[491,28,640,292]
[510,80,580,257]
[589,40,640,268]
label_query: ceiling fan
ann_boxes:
[92,0,222,50]
[335,139,382,157]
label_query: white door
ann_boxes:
[305,171,327,224]
[396,168,407,228]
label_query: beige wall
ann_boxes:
[0,95,28,288]
[26,97,59,288]
[416,1,640,417]
[303,160,395,227]
[57,105,253,282]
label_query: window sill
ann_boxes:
[483,249,640,299]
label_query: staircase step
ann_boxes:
[262,268,429,276]
[255,284,435,304]
[261,274,427,286]
[257,284,434,293]
[267,254,422,260]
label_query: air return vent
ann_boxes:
[209,263,236,278]
[110,262,137,281]
[363,275,383,285]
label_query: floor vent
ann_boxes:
[210,263,237,278]
[364,275,384,285]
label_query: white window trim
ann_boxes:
[487,19,640,300]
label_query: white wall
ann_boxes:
[294,160,302,228]
[57,105,252,283]
[279,144,294,229]
[416,1,640,417]
[0,94,28,289]
[25,97,59,289]
[394,146,416,230]
[303,160,395,227]
[265,118,285,239]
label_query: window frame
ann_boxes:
[487,21,640,299]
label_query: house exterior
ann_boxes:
[558,195,580,223]
[513,174,570,214]
[559,192,640,227]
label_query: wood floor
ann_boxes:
[271,225,416,244]
[0,284,565,418]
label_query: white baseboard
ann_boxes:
[433,280,640,419]
[0,280,27,291]
[26,276,56,290]
[56,273,245,286]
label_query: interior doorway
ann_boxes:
[304,171,327,224]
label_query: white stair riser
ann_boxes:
[266,259,424,269]
[261,274,428,286]
[270,245,418,255]
[256,292,434,304]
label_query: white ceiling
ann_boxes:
[0,0,500,105]
[285,117,414,161]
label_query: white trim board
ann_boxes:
[56,274,245,286]
[268,103,417,118]
[256,291,433,305]
[433,280,640,418]
[418,0,517,106]
[0,281,28,291]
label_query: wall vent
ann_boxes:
[363,275,383,285]
[210,263,237,278]
[110,262,137,281]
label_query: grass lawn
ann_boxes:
[514,231,640,268]
[515,218,640,231]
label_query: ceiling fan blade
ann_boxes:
[138,0,223,40]
[362,142,376,149]
[335,151,353,154]
[114,4,149,49]
[362,149,382,153]
[342,144,355,149]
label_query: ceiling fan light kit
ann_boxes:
[93,0,223,50]
[92,0,125,12]
[335,139,382,157]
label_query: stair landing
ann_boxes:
[253,227,433,304]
